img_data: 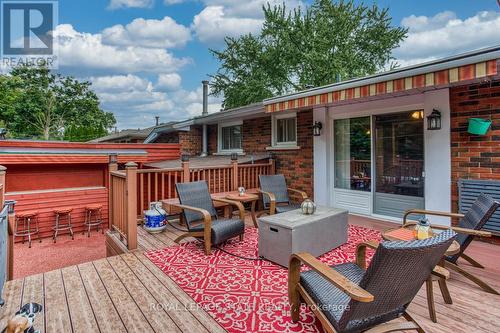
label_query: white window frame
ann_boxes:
[217,120,243,154]
[271,112,298,148]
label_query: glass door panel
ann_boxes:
[374,111,425,218]
[334,117,371,192]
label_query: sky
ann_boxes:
[43,0,500,129]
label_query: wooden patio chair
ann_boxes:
[289,229,457,333]
[258,174,308,215]
[403,193,500,295]
[173,181,246,255]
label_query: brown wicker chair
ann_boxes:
[258,174,308,215]
[403,193,499,295]
[288,230,456,333]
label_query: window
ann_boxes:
[272,113,297,147]
[334,117,371,192]
[218,121,242,152]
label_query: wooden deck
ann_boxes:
[1,215,499,333]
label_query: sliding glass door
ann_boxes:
[373,111,425,218]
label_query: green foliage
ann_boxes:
[211,0,407,109]
[0,63,116,141]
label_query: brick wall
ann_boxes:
[239,111,314,196]
[450,80,500,228]
[179,126,202,156]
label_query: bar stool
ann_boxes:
[84,204,103,237]
[14,211,41,248]
[52,208,74,243]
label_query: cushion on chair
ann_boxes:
[300,263,365,330]
[275,204,301,214]
[190,218,245,245]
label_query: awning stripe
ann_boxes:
[265,60,498,113]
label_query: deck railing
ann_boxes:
[109,158,275,251]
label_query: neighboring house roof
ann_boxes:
[145,153,270,169]
[264,45,500,113]
[90,126,159,143]
[144,103,265,143]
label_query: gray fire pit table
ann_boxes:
[258,206,348,268]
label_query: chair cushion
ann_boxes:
[275,204,301,214]
[190,218,245,245]
[300,263,365,329]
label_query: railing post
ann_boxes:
[108,154,118,230]
[125,162,138,250]
[181,154,190,182]
[231,153,238,190]
[269,157,276,175]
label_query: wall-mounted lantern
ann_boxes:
[427,109,442,130]
[313,121,323,136]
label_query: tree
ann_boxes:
[211,0,407,109]
[0,64,115,141]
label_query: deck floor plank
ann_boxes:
[43,270,73,333]
[120,253,211,333]
[61,265,100,333]
[106,255,182,333]
[0,279,23,331]
[133,252,226,333]
[77,262,126,333]
[21,274,45,333]
[92,258,155,332]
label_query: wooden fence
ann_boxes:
[109,158,275,251]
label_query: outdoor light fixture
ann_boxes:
[313,121,323,136]
[181,154,190,162]
[427,109,442,130]
[231,152,238,161]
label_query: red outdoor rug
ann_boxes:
[146,225,381,333]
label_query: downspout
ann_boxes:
[201,80,209,157]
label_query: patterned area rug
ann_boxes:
[146,225,381,333]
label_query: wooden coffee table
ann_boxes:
[226,193,259,228]
[382,226,460,323]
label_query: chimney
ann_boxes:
[155,116,160,126]
[202,80,209,116]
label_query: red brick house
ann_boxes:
[147,46,500,231]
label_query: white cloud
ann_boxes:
[54,24,190,74]
[102,17,191,49]
[156,73,182,91]
[192,6,263,44]
[192,1,304,45]
[108,0,153,9]
[91,75,153,93]
[395,11,500,66]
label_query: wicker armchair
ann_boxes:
[289,230,456,333]
[403,193,499,295]
[173,181,245,255]
[258,174,308,215]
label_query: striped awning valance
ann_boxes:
[265,59,498,113]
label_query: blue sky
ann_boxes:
[49,0,500,129]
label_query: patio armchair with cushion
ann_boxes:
[173,181,246,255]
[403,193,499,295]
[289,229,456,333]
[258,174,308,215]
